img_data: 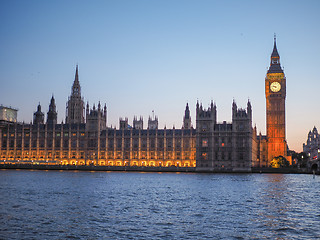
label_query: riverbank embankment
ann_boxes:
[0,164,317,174]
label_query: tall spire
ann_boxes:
[271,34,280,58]
[183,102,191,129]
[72,65,81,96]
[185,103,190,118]
[47,95,57,124]
[267,35,283,74]
[49,95,56,111]
[75,64,79,83]
[33,102,44,124]
[66,65,85,124]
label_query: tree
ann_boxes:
[290,151,309,168]
[270,155,289,168]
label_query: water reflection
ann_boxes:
[255,175,290,238]
[0,171,319,239]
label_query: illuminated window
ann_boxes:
[202,152,207,160]
[202,139,208,147]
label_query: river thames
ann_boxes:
[0,170,319,239]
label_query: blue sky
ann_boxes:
[1,0,319,152]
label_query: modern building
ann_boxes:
[0,106,18,124]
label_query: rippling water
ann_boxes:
[0,170,319,239]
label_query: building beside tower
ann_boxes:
[196,100,256,172]
[303,127,320,161]
[0,38,291,170]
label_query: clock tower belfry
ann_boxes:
[265,36,287,164]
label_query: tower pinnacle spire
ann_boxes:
[75,64,79,84]
[72,65,80,95]
[66,65,85,124]
[268,36,283,73]
[271,34,280,58]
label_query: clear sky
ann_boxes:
[1,0,319,152]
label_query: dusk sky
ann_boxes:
[1,0,319,152]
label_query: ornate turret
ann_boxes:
[232,99,237,118]
[47,95,57,125]
[86,101,89,116]
[33,103,44,124]
[85,102,107,132]
[247,99,252,119]
[72,65,81,96]
[66,65,85,124]
[133,116,143,129]
[119,117,129,130]
[148,113,158,130]
[104,104,107,117]
[183,103,191,129]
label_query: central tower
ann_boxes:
[66,65,85,124]
[265,37,287,163]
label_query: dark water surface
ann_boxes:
[0,170,319,239]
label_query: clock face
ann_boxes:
[270,82,281,92]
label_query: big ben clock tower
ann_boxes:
[265,36,287,164]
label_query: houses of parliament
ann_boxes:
[0,38,290,171]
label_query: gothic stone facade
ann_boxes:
[256,37,290,167]
[196,100,257,172]
[1,38,292,170]
[0,66,256,171]
[303,126,320,161]
[0,122,196,167]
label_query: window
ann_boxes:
[202,139,208,147]
[202,125,207,132]
[202,152,207,160]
